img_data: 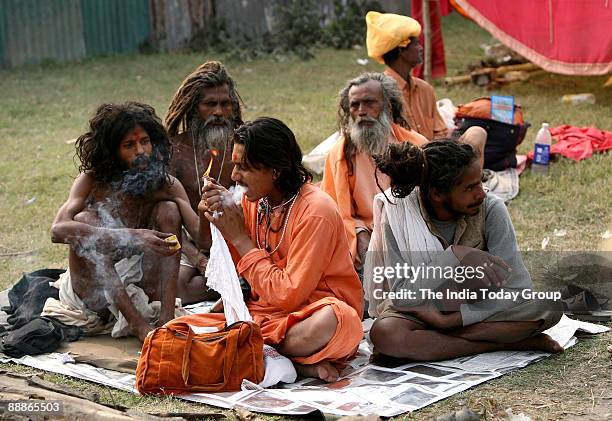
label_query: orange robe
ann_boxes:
[169,183,364,366]
[320,124,428,263]
[385,67,448,140]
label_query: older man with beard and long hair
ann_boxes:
[321,72,428,271]
[165,61,244,304]
[47,102,198,341]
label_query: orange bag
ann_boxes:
[455,96,526,127]
[136,320,264,395]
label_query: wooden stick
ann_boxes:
[422,0,431,83]
[444,74,472,85]
[0,374,182,420]
[495,62,540,75]
[0,249,37,257]
[444,63,540,85]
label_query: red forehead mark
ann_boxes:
[232,151,238,162]
[128,126,147,141]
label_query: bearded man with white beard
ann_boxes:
[321,73,428,271]
[165,61,244,304]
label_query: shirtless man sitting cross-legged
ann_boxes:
[47,102,198,341]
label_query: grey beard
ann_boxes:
[348,111,392,156]
[190,115,233,150]
[113,155,166,198]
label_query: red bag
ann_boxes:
[136,320,264,395]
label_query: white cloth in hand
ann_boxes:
[205,224,251,324]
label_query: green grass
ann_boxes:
[1,12,611,420]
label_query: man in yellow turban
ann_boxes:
[366,11,447,141]
[366,11,487,163]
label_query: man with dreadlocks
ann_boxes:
[47,102,198,342]
[364,140,563,360]
[165,61,243,304]
[321,72,428,271]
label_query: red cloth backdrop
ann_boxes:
[451,0,612,75]
[411,0,452,80]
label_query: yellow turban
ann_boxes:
[366,11,422,64]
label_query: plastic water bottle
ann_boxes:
[532,123,551,175]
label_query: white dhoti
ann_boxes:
[41,255,186,337]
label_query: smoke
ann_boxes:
[217,184,246,214]
[202,182,246,219]
[71,197,138,307]
[228,184,247,206]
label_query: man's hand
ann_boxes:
[393,303,462,330]
[354,229,372,270]
[198,176,227,215]
[200,182,254,256]
[131,229,180,256]
[204,201,249,245]
[196,250,209,274]
[451,245,511,288]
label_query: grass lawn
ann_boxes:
[1,12,611,420]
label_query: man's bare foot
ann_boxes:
[294,361,340,383]
[135,325,154,342]
[513,333,564,353]
[210,299,224,313]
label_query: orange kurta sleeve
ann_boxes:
[320,136,359,261]
[385,67,448,140]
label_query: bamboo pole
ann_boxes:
[422,0,431,83]
[443,63,541,86]
[495,62,539,75]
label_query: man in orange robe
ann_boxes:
[321,73,428,270]
[174,117,364,383]
[365,11,487,161]
[366,11,448,140]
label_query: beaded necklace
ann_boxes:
[256,191,299,255]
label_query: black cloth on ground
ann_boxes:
[0,316,81,358]
[2,268,65,330]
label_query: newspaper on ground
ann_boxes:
[1,315,607,417]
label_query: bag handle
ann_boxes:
[180,322,242,392]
